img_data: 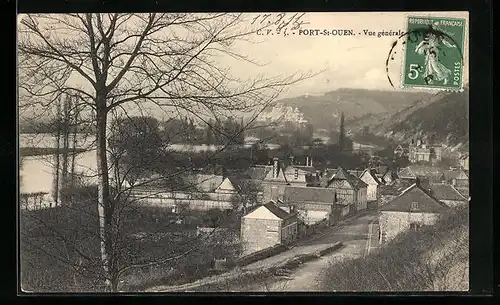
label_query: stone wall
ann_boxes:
[379,211,440,244]
[241,218,282,255]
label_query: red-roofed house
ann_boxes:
[379,183,449,244]
[240,201,298,255]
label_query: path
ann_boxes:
[231,213,380,292]
[146,211,379,292]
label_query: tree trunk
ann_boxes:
[53,99,62,207]
[70,97,78,190]
[95,104,118,292]
[61,97,71,200]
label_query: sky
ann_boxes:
[18,12,469,121]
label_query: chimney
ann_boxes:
[273,157,279,178]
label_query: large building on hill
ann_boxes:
[379,183,449,244]
[407,136,443,164]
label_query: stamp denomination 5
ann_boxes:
[402,16,466,91]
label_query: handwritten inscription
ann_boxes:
[251,13,310,32]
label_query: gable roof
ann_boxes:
[215,177,239,193]
[263,161,289,184]
[427,183,467,201]
[398,165,443,179]
[380,184,449,213]
[245,165,272,181]
[378,179,413,196]
[383,169,398,180]
[394,144,409,152]
[333,166,351,180]
[263,201,295,220]
[283,186,336,204]
[442,170,469,181]
[328,166,368,190]
[360,168,383,185]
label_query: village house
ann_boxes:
[325,166,368,212]
[381,169,398,185]
[261,158,291,203]
[378,179,414,206]
[129,174,240,212]
[379,183,449,244]
[427,183,468,208]
[440,169,469,189]
[240,201,298,255]
[393,144,409,158]
[359,168,384,202]
[407,136,443,164]
[398,165,444,184]
[283,163,318,187]
[458,153,469,170]
[282,186,341,226]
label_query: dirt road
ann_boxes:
[147,212,379,292]
[232,213,380,292]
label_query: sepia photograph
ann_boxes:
[18,12,470,293]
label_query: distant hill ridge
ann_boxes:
[345,88,469,147]
[264,88,433,129]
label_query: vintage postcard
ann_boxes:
[18,12,469,293]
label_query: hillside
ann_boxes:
[319,206,469,291]
[347,88,469,148]
[261,89,433,129]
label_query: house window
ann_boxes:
[410,202,419,210]
[409,223,421,231]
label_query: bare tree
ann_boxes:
[18,13,316,291]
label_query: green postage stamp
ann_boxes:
[402,16,466,91]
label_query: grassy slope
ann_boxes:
[319,206,469,291]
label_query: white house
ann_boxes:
[240,202,298,255]
[359,168,384,202]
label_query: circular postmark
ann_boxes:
[385,24,464,89]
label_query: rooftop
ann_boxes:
[283,186,336,204]
[427,183,467,201]
[380,184,449,213]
